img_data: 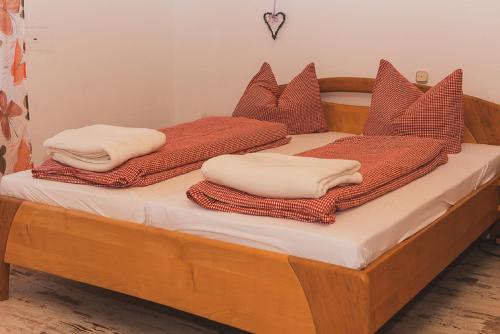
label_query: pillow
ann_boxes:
[233,62,327,134]
[363,59,464,154]
[363,60,423,136]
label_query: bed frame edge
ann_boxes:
[289,256,371,334]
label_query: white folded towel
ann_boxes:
[201,153,363,199]
[44,124,166,172]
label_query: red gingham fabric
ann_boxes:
[390,70,464,154]
[232,62,327,135]
[363,59,464,154]
[363,60,423,136]
[187,136,448,224]
[32,117,290,188]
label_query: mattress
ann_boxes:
[1,133,499,269]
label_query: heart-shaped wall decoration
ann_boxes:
[263,12,286,40]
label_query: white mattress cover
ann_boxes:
[1,133,499,269]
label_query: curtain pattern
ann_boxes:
[0,0,30,176]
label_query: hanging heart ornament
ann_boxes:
[263,12,286,40]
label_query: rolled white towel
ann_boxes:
[201,153,363,199]
[44,124,166,172]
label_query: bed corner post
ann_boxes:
[0,262,9,301]
[289,256,372,334]
[0,196,23,301]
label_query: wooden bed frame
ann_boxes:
[1,77,499,333]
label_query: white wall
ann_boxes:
[26,0,500,162]
[170,0,500,121]
[25,0,174,162]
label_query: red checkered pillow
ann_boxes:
[363,59,464,154]
[363,60,423,136]
[233,62,327,134]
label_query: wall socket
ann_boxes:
[416,71,429,84]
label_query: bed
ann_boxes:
[1,77,499,333]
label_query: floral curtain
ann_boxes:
[0,0,30,177]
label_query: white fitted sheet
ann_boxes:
[1,133,499,269]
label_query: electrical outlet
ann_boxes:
[416,71,429,84]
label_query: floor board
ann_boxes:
[0,244,498,334]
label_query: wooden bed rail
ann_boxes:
[317,77,429,93]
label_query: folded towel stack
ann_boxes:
[44,124,166,172]
[201,153,363,199]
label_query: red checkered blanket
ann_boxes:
[32,117,290,187]
[187,136,449,224]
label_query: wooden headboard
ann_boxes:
[316,77,500,146]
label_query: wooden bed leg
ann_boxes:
[290,256,372,334]
[0,197,23,301]
[0,263,9,301]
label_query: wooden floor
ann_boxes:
[0,244,498,334]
